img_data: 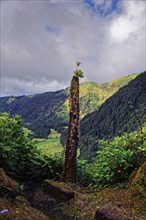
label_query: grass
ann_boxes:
[34,129,63,155]
[49,129,61,139]
[33,128,79,156]
[33,129,81,157]
[36,138,63,155]
[33,138,46,143]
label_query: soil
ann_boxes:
[0,182,145,220]
[0,164,145,220]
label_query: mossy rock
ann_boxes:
[95,202,137,220]
[43,180,75,202]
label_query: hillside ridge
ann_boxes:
[0,73,138,137]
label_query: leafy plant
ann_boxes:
[0,113,35,175]
[0,113,63,181]
[77,124,146,188]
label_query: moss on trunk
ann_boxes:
[62,76,80,182]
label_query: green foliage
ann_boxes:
[74,69,84,78]
[36,138,62,154]
[28,152,63,181]
[35,129,63,155]
[76,61,81,66]
[80,71,146,160]
[0,113,63,181]
[74,61,84,78]
[0,112,36,176]
[0,73,138,138]
[57,74,138,121]
[0,91,68,138]
[60,128,67,147]
[78,125,146,188]
[77,160,91,186]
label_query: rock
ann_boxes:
[0,167,19,195]
[95,205,122,220]
[43,180,74,202]
[95,203,138,220]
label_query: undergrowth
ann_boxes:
[0,113,145,188]
[77,123,146,188]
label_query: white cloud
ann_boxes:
[1,0,145,96]
[110,0,145,42]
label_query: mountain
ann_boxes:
[57,73,138,119]
[79,71,146,160]
[0,73,138,137]
[0,90,68,138]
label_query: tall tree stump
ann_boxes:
[62,75,80,183]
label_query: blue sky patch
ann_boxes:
[84,0,121,17]
[46,25,60,34]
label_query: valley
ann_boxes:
[1,0,145,219]
[34,129,63,155]
[0,73,138,138]
[0,72,146,220]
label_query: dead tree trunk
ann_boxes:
[62,75,80,183]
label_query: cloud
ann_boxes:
[111,0,145,42]
[1,0,145,96]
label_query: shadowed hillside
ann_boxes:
[79,71,146,160]
[0,73,138,138]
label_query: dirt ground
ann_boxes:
[0,183,145,220]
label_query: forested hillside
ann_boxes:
[0,74,137,137]
[0,90,68,138]
[79,71,146,160]
[58,73,138,119]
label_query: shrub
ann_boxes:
[0,113,35,177]
[0,113,63,181]
[29,152,63,181]
[77,124,146,188]
[77,160,91,186]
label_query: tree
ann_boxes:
[62,62,84,182]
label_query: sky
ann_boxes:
[1,0,146,96]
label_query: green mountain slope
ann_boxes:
[79,71,146,160]
[0,91,68,137]
[57,73,138,119]
[0,73,138,137]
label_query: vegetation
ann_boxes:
[1,72,145,185]
[0,91,68,138]
[79,71,146,160]
[1,114,145,219]
[57,73,138,119]
[35,129,63,155]
[77,123,146,188]
[0,113,63,181]
[0,73,138,138]
[0,112,36,178]
[0,70,146,219]
[36,139,63,155]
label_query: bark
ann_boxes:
[62,76,80,182]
